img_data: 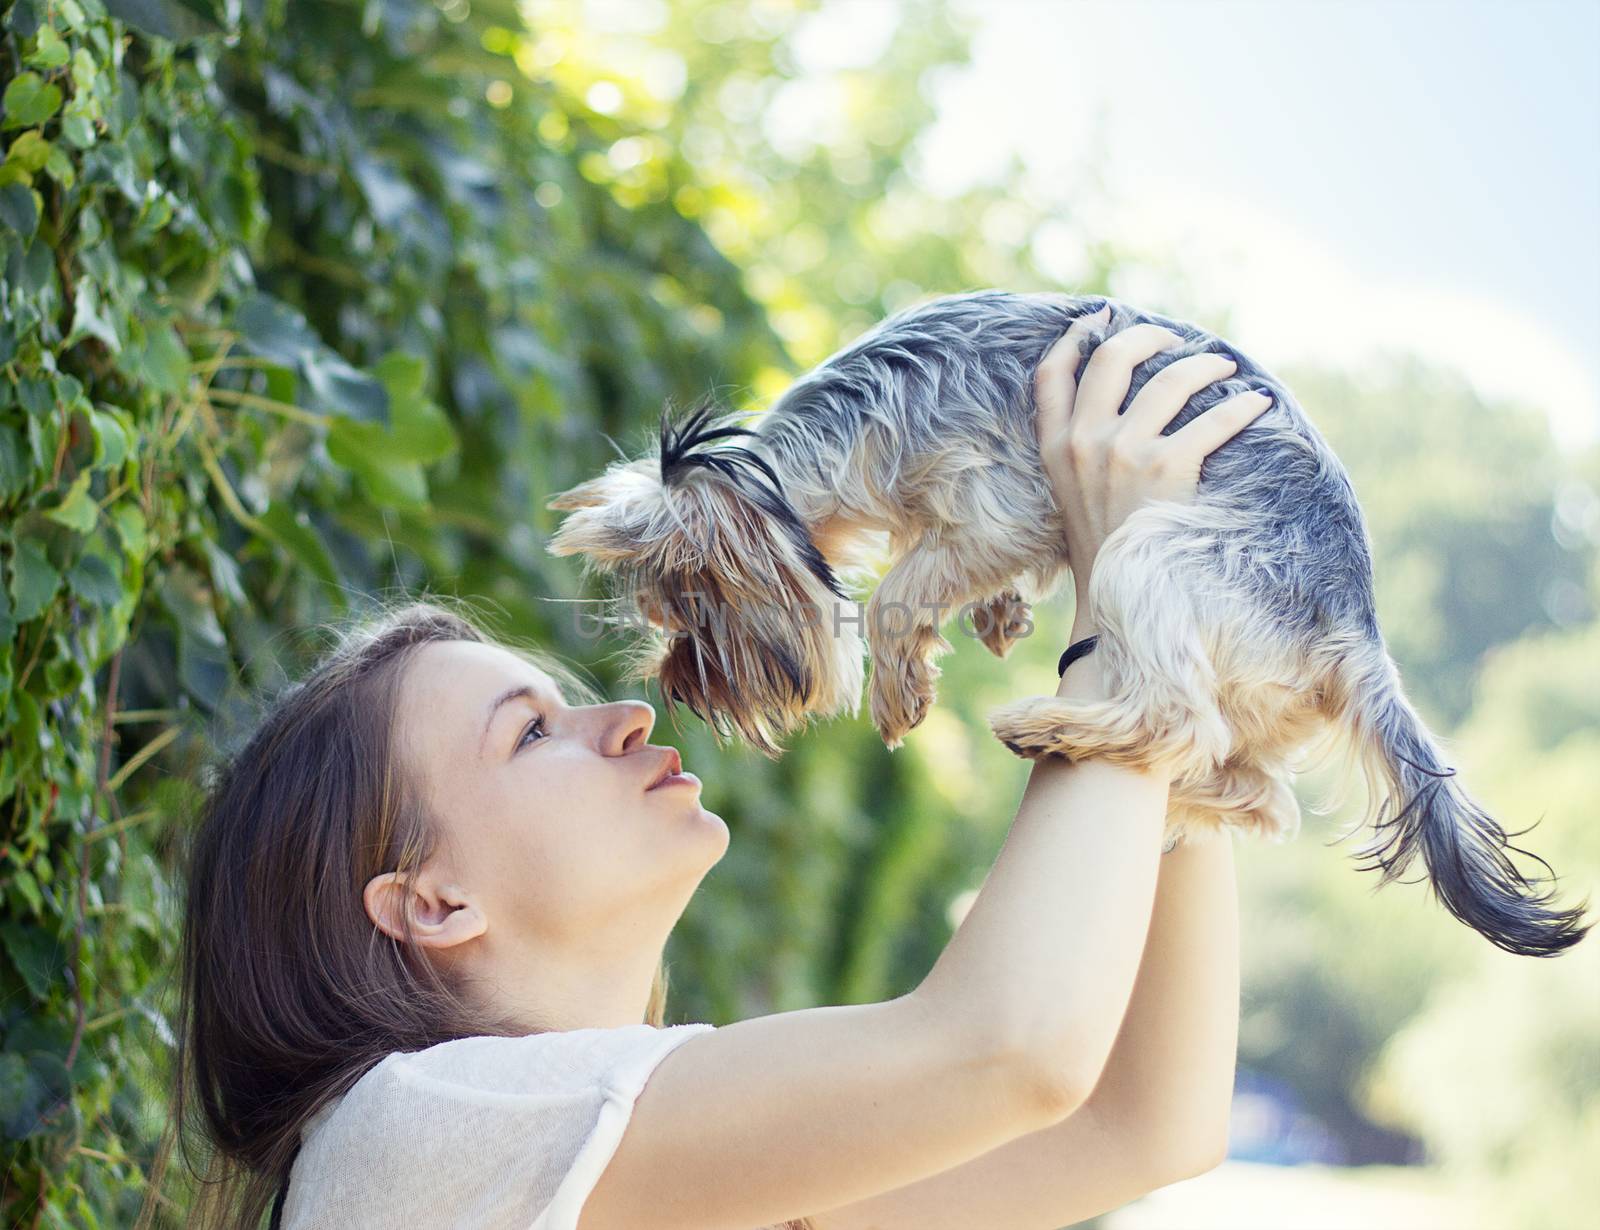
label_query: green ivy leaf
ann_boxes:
[319,350,457,507]
[326,421,428,508]
[69,48,97,95]
[177,628,231,710]
[42,142,75,188]
[156,565,230,710]
[200,537,245,606]
[257,502,340,596]
[66,552,120,608]
[381,353,457,461]
[25,26,70,71]
[0,424,29,502]
[1,74,63,130]
[232,291,320,367]
[157,563,224,647]
[13,240,54,303]
[86,407,128,470]
[142,321,189,395]
[0,920,67,1001]
[8,536,60,622]
[302,352,389,423]
[59,107,95,151]
[64,277,121,354]
[103,0,225,43]
[260,360,297,406]
[43,471,97,534]
[109,503,149,562]
[0,182,39,244]
[116,317,188,396]
[327,352,458,465]
[4,130,53,174]
[234,292,388,422]
[6,867,43,918]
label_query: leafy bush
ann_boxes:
[1,0,789,1219]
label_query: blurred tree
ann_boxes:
[1285,359,1593,725]
[1364,605,1600,1228]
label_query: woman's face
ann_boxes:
[392,639,729,953]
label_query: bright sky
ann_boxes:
[794,0,1600,453]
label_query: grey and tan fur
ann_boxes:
[547,289,1590,957]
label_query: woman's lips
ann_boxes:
[646,770,700,792]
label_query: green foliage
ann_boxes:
[1,0,269,1220]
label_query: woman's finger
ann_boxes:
[1122,351,1238,438]
[1166,386,1275,459]
[1074,323,1186,434]
[1033,305,1111,447]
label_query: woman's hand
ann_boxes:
[1035,306,1273,619]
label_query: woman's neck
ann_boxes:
[462,932,666,1033]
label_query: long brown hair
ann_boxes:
[155,595,679,1228]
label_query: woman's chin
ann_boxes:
[691,806,730,857]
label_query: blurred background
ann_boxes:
[1,0,1595,1226]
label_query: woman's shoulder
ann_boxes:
[305,1020,718,1142]
[386,1019,718,1099]
[284,1022,719,1228]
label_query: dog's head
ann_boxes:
[546,397,866,758]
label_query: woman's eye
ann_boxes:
[517,716,548,750]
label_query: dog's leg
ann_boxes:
[986,503,1234,779]
[865,537,1021,747]
[1168,759,1302,844]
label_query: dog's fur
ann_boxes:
[547,289,1591,957]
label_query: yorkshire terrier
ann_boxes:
[546,289,1590,957]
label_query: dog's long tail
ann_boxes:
[1332,641,1591,957]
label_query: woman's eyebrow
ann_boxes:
[477,684,554,756]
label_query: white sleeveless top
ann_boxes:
[280,1021,783,1229]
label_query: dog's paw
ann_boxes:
[987,694,1154,768]
[869,634,947,747]
[988,697,1087,760]
[870,668,933,748]
[974,589,1032,659]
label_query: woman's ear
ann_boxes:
[363,870,487,950]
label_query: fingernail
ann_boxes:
[1255,386,1275,407]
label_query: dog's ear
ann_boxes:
[545,510,631,563]
[546,458,659,512]
[546,460,671,566]
[546,478,610,512]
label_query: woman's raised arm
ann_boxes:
[580,721,1173,1230]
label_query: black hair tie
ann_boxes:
[1057,633,1100,678]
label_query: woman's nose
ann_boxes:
[601,699,655,756]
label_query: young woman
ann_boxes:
[171,311,1264,1229]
